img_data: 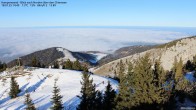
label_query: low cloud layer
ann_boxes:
[0,27,195,62]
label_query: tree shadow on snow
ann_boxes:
[15,95,50,110]
[63,96,81,110]
[0,77,47,108]
[21,76,47,95]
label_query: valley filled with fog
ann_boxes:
[0,27,196,62]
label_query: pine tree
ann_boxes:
[41,64,46,68]
[37,61,41,68]
[82,65,89,72]
[94,91,103,110]
[193,55,196,69]
[64,59,73,69]
[152,60,171,108]
[117,60,125,80]
[9,76,20,98]
[73,60,82,71]
[103,81,116,110]
[31,57,37,67]
[53,61,59,69]
[16,59,23,66]
[77,71,97,110]
[24,93,36,110]
[175,57,183,81]
[116,62,133,110]
[0,61,7,72]
[175,78,189,103]
[132,54,168,109]
[51,79,64,110]
[185,60,194,71]
[172,57,178,73]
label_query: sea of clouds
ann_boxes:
[0,27,195,62]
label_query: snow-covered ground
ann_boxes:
[0,68,118,110]
[56,47,76,62]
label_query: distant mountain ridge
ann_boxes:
[98,45,155,65]
[7,47,106,67]
[94,36,196,76]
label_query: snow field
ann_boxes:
[0,68,118,110]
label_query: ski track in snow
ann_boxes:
[0,68,118,110]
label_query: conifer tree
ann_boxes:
[94,91,103,110]
[16,59,23,67]
[132,54,168,109]
[64,59,73,69]
[9,76,20,98]
[0,61,7,72]
[53,61,59,69]
[175,78,189,103]
[175,57,183,81]
[51,79,64,110]
[24,93,36,110]
[73,60,81,71]
[31,57,37,67]
[193,55,196,69]
[116,62,133,110]
[185,60,194,71]
[152,60,171,107]
[77,71,97,110]
[117,60,125,80]
[172,57,178,73]
[41,64,46,68]
[37,61,41,68]
[103,81,116,110]
[82,65,89,72]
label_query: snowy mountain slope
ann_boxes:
[7,47,107,68]
[0,68,118,110]
[56,47,76,61]
[94,36,196,76]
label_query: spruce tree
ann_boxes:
[94,91,103,110]
[16,59,23,66]
[185,60,194,71]
[103,81,116,110]
[53,61,59,69]
[24,93,36,110]
[172,57,178,73]
[82,65,89,72]
[175,57,183,81]
[77,71,97,110]
[193,55,196,69]
[64,59,73,69]
[152,60,171,108]
[37,61,41,68]
[116,62,134,110]
[9,76,20,98]
[132,54,168,109]
[175,78,189,103]
[117,60,125,80]
[73,60,81,71]
[51,79,64,110]
[0,61,7,72]
[31,57,37,67]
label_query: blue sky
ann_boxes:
[0,0,196,27]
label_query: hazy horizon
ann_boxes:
[0,26,196,62]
